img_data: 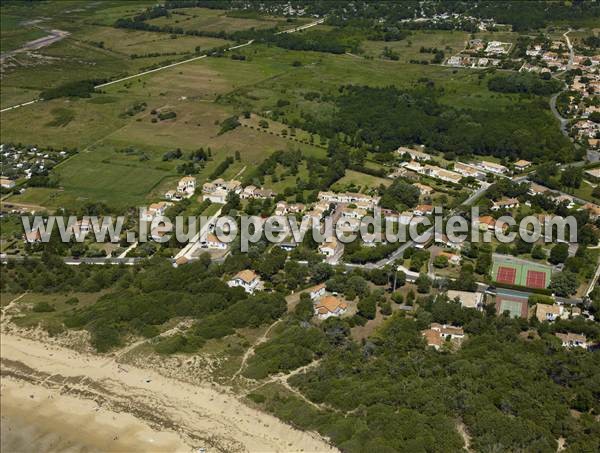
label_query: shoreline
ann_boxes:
[0,331,336,453]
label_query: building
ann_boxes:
[555,332,588,349]
[434,234,464,250]
[528,183,549,196]
[318,191,380,209]
[583,203,600,220]
[0,177,16,189]
[415,183,433,196]
[475,160,508,175]
[535,303,562,322]
[395,146,432,161]
[275,202,305,216]
[491,197,520,211]
[454,162,485,180]
[200,233,227,250]
[177,176,196,195]
[446,290,483,310]
[514,160,532,172]
[341,206,368,219]
[477,215,497,231]
[318,237,339,257]
[227,269,263,294]
[24,229,42,243]
[203,187,228,204]
[142,202,170,221]
[421,323,465,349]
[309,283,326,300]
[314,295,348,320]
[164,190,182,201]
[414,204,433,216]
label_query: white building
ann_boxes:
[227,269,263,294]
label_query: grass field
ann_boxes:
[332,170,391,193]
[146,7,286,33]
[491,254,553,289]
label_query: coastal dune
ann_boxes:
[0,333,336,453]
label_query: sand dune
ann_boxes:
[0,333,336,453]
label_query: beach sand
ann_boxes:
[0,332,336,453]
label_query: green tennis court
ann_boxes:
[491,255,552,289]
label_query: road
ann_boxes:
[1,17,326,112]
[548,30,573,138]
[174,207,222,260]
[0,29,69,60]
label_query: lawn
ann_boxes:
[332,170,391,193]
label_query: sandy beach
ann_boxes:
[0,332,336,453]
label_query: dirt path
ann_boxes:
[0,332,337,452]
[232,319,282,380]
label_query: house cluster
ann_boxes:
[317,191,380,209]
[202,178,242,203]
[421,323,465,349]
[165,175,196,201]
[400,161,463,185]
[0,144,70,187]
[445,39,510,69]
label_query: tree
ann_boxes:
[416,273,432,294]
[560,166,583,189]
[549,243,569,264]
[531,244,546,260]
[433,255,449,268]
[549,272,578,296]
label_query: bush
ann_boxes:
[32,301,55,312]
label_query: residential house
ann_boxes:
[318,191,380,208]
[341,206,367,219]
[314,296,348,320]
[396,146,432,162]
[415,183,433,196]
[200,233,227,250]
[555,332,588,349]
[475,160,508,175]
[454,162,485,180]
[227,269,263,294]
[583,203,600,220]
[177,176,196,196]
[446,290,483,310]
[434,234,464,250]
[142,202,170,222]
[535,303,563,322]
[414,204,433,216]
[0,177,15,189]
[309,283,326,300]
[528,182,549,196]
[421,323,465,349]
[241,185,258,200]
[318,237,339,257]
[203,187,228,204]
[24,229,42,243]
[514,160,532,172]
[491,197,520,211]
[551,194,576,209]
[477,215,497,231]
[164,190,182,201]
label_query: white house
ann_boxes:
[318,237,338,257]
[177,176,196,196]
[475,161,508,175]
[0,177,15,189]
[227,269,263,294]
[491,197,520,211]
[200,233,227,250]
[422,323,465,349]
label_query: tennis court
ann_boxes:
[491,255,552,289]
[495,296,529,319]
[525,270,547,289]
[496,266,517,285]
